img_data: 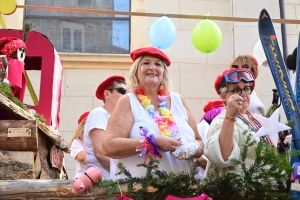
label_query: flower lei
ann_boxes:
[135,86,178,137]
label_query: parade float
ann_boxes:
[0,1,299,199]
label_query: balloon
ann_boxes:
[0,0,17,15]
[253,40,269,67]
[149,16,176,49]
[191,19,222,53]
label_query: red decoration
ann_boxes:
[203,99,225,113]
[77,111,90,124]
[271,35,277,40]
[0,37,26,58]
[130,47,171,66]
[95,75,125,100]
[0,37,27,102]
[50,145,64,170]
[0,30,63,130]
[117,194,134,200]
[165,193,211,200]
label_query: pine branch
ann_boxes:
[23,21,34,43]
[98,136,298,199]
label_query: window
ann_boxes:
[112,0,130,51]
[61,22,84,53]
[62,27,71,50]
[25,0,130,54]
[78,0,92,6]
[74,29,82,52]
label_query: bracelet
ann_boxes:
[136,126,162,163]
[225,116,236,122]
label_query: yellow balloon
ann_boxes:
[0,0,17,15]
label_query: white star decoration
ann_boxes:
[254,108,291,146]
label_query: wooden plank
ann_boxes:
[0,179,158,199]
[0,120,38,151]
[0,93,70,153]
[0,179,136,199]
[0,151,34,180]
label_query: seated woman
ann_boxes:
[103,47,204,178]
[230,54,265,115]
[204,68,269,176]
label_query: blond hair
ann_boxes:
[127,55,174,95]
[230,55,258,78]
[70,117,87,144]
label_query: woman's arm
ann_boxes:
[218,118,235,160]
[205,117,240,168]
[219,94,242,160]
[90,128,110,171]
[75,149,86,165]
[70,139,86,164]
[181,96,204,158]
[103,95,140,158]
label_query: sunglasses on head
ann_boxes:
[108,87,126,95]
[231,64,250,69]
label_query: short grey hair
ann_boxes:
[219,84,228,94]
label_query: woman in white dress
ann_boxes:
[103,47,204,178]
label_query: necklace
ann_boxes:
[135,86,178,137]
[236,111,272,145]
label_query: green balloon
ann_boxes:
[192,19,222,53]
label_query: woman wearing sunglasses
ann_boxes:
[204,68,268,176]
[84,75,126,180]
[230,54,265,115]
[103,47,204,178]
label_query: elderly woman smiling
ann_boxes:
[204,68,271,176]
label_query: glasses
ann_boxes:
[108,87,126,95]
[225,86,253,95]
[231,64,250,69]
[224,70,254,83]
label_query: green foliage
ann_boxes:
[200,130,296,200]
[265,104,279,118]
[34,113,46,123]
[23,21,34,43]
[0,83,28,110]
[99,158,200,200]
[98,135,297,200]
[0,83,46,123]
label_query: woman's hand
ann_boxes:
[195,155,208,169]
[226,94,243,117]
[155,135,181,152]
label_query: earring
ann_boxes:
[159,82,165,90]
